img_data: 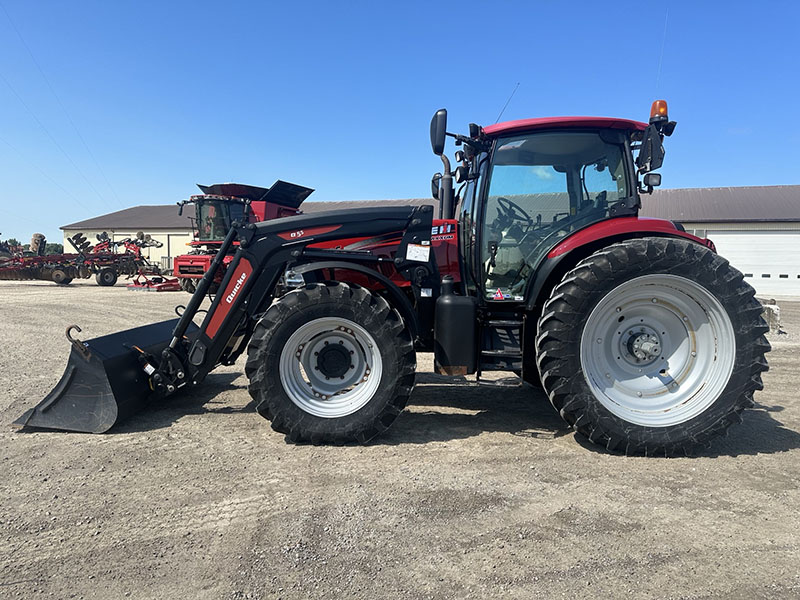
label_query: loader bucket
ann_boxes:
[14,318,197,433]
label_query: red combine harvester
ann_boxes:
[172,181,313,293]
[17,101,771,456]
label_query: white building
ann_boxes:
[62,185,800,296]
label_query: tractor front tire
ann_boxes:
[536,237,770,456]
[245,282,416,444]
[95,268,118,287]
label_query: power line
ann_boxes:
[655,6,669,93]
[0,1,124,208]
[0,133,94,212]
[0,69,113,211]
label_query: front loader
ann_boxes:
[16,101,770,455]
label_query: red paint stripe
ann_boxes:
[205,258,253,339]
[277,224,341,240]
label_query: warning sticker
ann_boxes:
[406,244,431,262]
[493,288,505,300]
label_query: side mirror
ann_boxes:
[643,173,661,188]
[635,124,665,173]
[430,108,447,156]
[431,172,442,200]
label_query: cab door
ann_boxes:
[478,130,631,303]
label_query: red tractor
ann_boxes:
[19,101,770,456]
[172,181,312,293]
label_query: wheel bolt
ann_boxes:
[652,298,658,303]
[596,338,602,344]
[637,392,643,397]
[616,307,621,312]
[691,351,696,357]
[339,341,344,345]
[349,350,354,355]
[314,351,319,356]
[350,364,354,369]
[324,341,329,345]
[325,376,329,380]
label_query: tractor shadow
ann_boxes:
[383,373,800,456]
[379,371,571,445]
[112,372,253,433]
[565,399,800,458]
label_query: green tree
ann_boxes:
[45,243,64,254]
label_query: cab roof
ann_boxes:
[483,116,647,137]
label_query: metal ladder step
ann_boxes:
[477,374,524,387]
[480,349,522,358]
[486,319,523,328]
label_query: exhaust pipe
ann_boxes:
[14,318,197,433]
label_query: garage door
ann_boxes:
[706,230,800,297]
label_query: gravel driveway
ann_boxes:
[1,280,799,599]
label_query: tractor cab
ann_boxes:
[431,102,676,305]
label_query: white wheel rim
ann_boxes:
[279,317,383,418]
[579,274,735,427]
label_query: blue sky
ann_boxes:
[1,0,798,241]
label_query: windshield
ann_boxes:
[197,201,245,241]
[481,131,630,298]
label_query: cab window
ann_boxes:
[481,131,629,299]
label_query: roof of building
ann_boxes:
[60,198,436,230]
[61,185,800,231]
[483,116,647,137]
[640,185,800,222]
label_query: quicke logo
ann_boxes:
[226,272,247,304]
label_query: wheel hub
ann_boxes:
[316,344,351,378]
[621,325,662,366]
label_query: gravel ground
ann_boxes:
[1,279,799,599]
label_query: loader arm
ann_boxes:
[168,205,435,386]
[15,205,434,433]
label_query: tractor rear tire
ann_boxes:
[245,282,416,444]
[95,268,118,287]
[536,237,770,456]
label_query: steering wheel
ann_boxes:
[496,197,533,233]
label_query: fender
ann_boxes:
[546,217,710,259]
[292,260,420,340]
[525,217,714,313]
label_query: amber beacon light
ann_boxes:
[650,99,669,123]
